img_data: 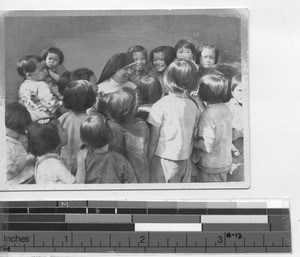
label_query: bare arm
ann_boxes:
[7,154,35,181]
[74,149,88,183]
[147,125,160,164]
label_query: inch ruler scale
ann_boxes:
[0,200,291,253]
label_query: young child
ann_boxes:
[147,59,199,183]
[135,75,162,121]
[69,68,98,115]
[98,87,150,183]
[149,46,176,95]
[175,39,198,71]
[195,44,219,76]
[6,102,35,185]
[27,117,86,184]
[97,52,137,95]
[59,80,96,171]
[80,114,137,184]
[41,47,69,98]
[69,68,98,92]
[17,55,64,121]
[128,45,149,85]
[193,74,233,182]
[227,73,244,181]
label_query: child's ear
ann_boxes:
[26,72,32,78]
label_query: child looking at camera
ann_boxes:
[147,59,199,183]
[98,87,150,183]
[41,47,69,98]
[193,74,232,182]
[27,117,86,184]
[196,44,219,76]
[227,73,244,181]
[17,55,64,121]
[59,80,96,171]
[128,45,149,85]
[175,39,198,71]
[149,46,176,95]
[79,114,137,184]
[6,102,35,185]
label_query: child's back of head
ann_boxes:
[5,102,32,136]
[27,117,61,157]
[80,114,112,149]
[163,59,198,94]
[17,55,43,79]
[69,68,98,87]
[198,74,231,103]
[63,80,96,114]
[136,75,162,105]
[98,87,138,124]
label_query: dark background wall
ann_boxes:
[5,10,246,102]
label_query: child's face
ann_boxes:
[133,51,147,71]
[232,84,242,104]
[28,62,48,81]
[45,53,60,69]
[200,48,216,69]
[176,46,193,61]
[153,52,167,72]
[114,66,133,83]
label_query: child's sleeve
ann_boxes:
[38,81,62,113]
[195,113,216,153]
[56,161,76,184]
[146,100,164,128]
[55,65,69,92]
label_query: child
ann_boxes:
[17,55,64,121]
[135,75,162,121]
[147,59,199,183]
[97,52,137,95]
[195,44,219,76]
[193,74,233,182]
[6,102,35,185]
[69,68,98,115]
[175,39,198,71]
[27,117,86,184]
[41,47,69,98]
[149,46,176,95]
[80,114,137,183]
[69,68,98,92]
[59,80,96,171]
[98,87,150,183]
[227,73,244,181]
[128,45,150,85]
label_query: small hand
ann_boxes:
[77,148,88,162]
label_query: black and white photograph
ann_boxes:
[1,9,249,190]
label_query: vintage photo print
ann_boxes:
[0,9,249,191]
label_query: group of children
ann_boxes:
[5,39,244,185]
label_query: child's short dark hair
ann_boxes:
[41,47,64,64]
[213,63,241,83]
[98,87,138,124]
[27,117,61,156]
[163,59,198,93]
[195,43,219,65]
[198,74,231,103]
[5,102,32,135]
[231,73,242,92]
[69,68,96,82]
[149,46,176,67]
[80,114,112,148]
[128,45,148,62]
[63,80,96,113]
[175,39,196,55]
[136,76,162,104]
[17,55,41,78]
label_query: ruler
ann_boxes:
[0,200,291,253]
